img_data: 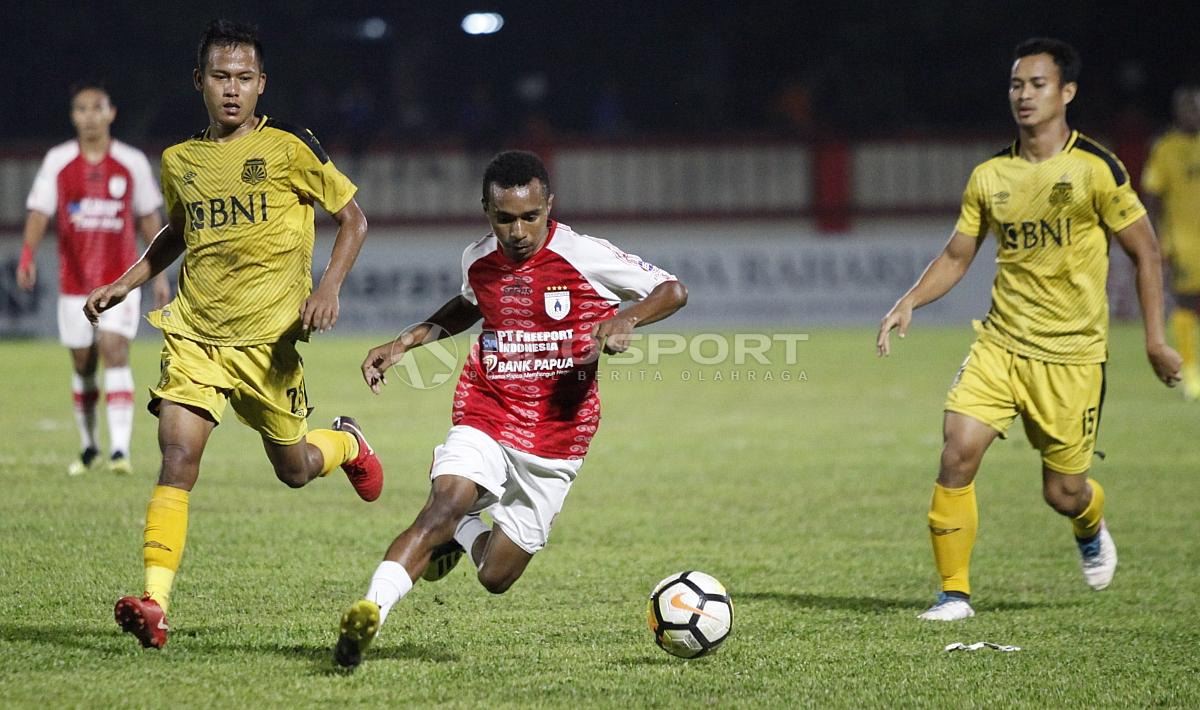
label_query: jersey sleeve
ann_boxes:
[576,236,676,302]
[160,153,181,218]
[25,152,59,215]
[953,167,987,237]
[1094,156,1147,233]
[1140,137,1167,196]
[287,131,357,214]
[460,245,478,305]
[130,150,163,216]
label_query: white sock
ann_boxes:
[365,560,413,626]
[454,515,491,569]
[71,373,98,451]
[104,367,135,456]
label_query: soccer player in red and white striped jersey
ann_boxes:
[333,151,688,668]
[17,84,169,476]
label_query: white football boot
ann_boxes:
[918,592,975,621]
[1077,520,1117,591]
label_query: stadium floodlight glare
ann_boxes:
[360,17,388,40]
[461,12,504,35]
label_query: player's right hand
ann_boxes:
[83,283,129,325]
[361,336,412,394]
[1147,340,1183,387]
[876,302,913,357]
[16,261,36,291]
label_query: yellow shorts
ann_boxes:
[944,338,1105,474]
[150,331,311,445]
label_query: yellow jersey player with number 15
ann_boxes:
[84,19,384,650]
[877,37,1181,621]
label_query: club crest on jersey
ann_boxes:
[107,175,128,199]
[1048,179,1073,206]
[544,286,570,320]
[241,158,267,185]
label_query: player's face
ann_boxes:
[1009,53,1075,129]
[195,43,266,132]
[70,89,115,142]
[1174,88,1200,132]
[485,180,554,262]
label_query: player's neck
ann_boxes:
[206,115,259,143]
[77,134,111,162]
[1017,121,1071,163]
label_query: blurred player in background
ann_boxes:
[1142,83,1200,400]
[333,151,687,668]
[18,83,170,476]
[877,38,1181,621]
[84,19,382,649]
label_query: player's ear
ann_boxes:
[257,72,266,95]
[193,68,203,92]
[546,193,554,215]
[1062,81,1077,105]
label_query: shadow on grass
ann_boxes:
[737,591,1075,613]
[0,622,459,669]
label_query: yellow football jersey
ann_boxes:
[154,116,357,345]
[1142,130,1200,293]
[955,131,1146,364]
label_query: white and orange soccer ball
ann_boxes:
[646,571,733,658]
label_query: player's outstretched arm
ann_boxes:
[1114,215,1183,386]
[16,211,51,291]
[593,279,689,354]
[304,198,368,334]
[137,211,172,308]
[877,230,983,357]
[84,209,186,324]
[361,295,483,394]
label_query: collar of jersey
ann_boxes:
[201,115,267,143]
[1009,129,1078,162]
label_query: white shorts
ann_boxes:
[58,290,141,348]
[430,425,582,554]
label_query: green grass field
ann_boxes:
[1,325,1197,708]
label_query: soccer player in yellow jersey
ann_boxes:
[1143,84,1200,399]
[877,38,1182,621]
[83,20,384,648]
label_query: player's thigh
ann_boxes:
[151,333,230,426]
[1018,360,1104,475]
[487,450,581,556]
[478,525,535,589]
[225,339,309,446]
[944,338,1020,435]
[156,399,217,489]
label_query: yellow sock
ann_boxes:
[1071,478,1105,540]
[1171,309,1199,368]
[143,485,189,612]
[307,428,359,476]
[928,482,977,596]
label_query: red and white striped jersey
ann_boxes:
[26,139,161,295]
[453,220,676,459]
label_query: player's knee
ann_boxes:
[1042,482,1085,516]
[477,567,518,595]
[272,462,309,488]
[159,443,200,484]
[412,501,463,541]
[938,444,981,485]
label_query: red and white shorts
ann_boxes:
[430,425,582,554]
[57,290,141,348]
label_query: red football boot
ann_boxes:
[332,416,384,502]
[114,594,168,649]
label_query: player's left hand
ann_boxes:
[301,286,340,334]
[1147,340,1183,387]
[594,314,638,354]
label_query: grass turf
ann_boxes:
[0,325,1196,708]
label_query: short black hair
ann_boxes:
[482,151,551,205]
[197,19,264,71]
[69,81,109,102]
[1014,37,1081,85]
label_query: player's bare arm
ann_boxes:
[877,229,985,356]
[361,295,483,393]
[136,211,171,307]
[84,207,186,324]
[16,211,52,291]
[1113,215,1183,386]
[302,197,367,334]
[593,279,689,354]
